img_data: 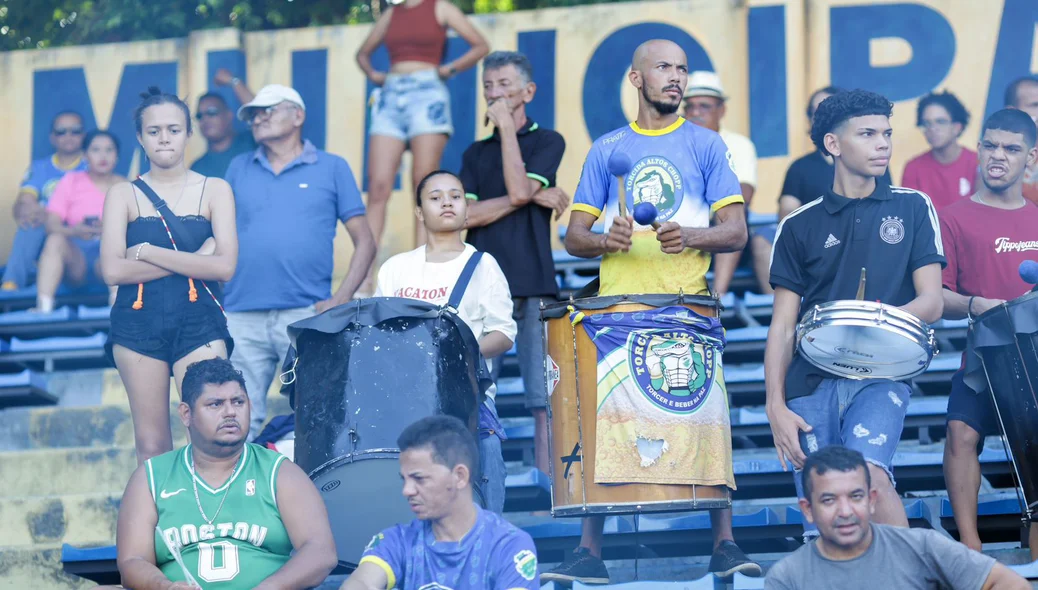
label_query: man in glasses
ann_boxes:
[190,69,258,178]
[224,84,376,439]
[901,91,976,210]
[3,111,87,291]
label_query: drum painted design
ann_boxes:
[796,300,937,381]
[542,295,731,517]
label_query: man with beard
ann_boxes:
[765,446,1027,589]
[545,39,754,584]
[115,358,337,590]
[941,109,1038,560]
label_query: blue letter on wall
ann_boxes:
[32,63,178,175]
[829,4,955,103]
[582,23,713,142]
[749,5,788,158]
[985,0,1038,118]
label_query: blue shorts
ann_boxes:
[788,378,911,535]
[68,237,102,285]
[946,370,999,454]
[753,223,778,244]
[368,70,453,141]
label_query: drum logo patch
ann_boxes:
[546,355,560,396]
[514,549,538,581]
[879,216,905,244]
[626,156,684,221]
[629,331,715,413]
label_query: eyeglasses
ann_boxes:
[247,103,295,123]
[919,118,953,130]
[195,107,225,121]
[52,127,84,136]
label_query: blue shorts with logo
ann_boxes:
[368,70,453,141]
[788,377,912,535]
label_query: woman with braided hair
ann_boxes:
[100,86,238,465]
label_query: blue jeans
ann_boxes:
[788,378,911,535]
[479,400,507,514]
[2,225,47,287]
[368,70,453,140]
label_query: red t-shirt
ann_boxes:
[940,197,1038,300]
[902,148,978,210]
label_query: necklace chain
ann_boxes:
[188,446,243,526]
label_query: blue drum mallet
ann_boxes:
[633,201,661,230]
[606,151,632,218]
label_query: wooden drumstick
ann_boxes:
[855,267,867,300]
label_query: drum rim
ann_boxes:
[552,496,731,516]
[801,299,932,333]
[540,293,718,319]
[307,448,400,479]
[974,290,1038,324]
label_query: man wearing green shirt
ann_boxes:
[115,358,337,590]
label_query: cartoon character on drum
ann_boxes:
[545,39,756,584]
[765,90,946,538]
[938,109,1038,559]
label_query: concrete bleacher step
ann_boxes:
[0,493,120,550]
[0,446,139,497]
[0,545,94,590]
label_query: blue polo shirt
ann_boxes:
[769,182,946,398]
[224,140,366,312]
[21,154,87,205]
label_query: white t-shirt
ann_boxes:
[720,128,758,188]
[375,244,518,399]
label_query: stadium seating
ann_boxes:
[1,248,1033,588]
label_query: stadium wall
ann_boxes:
[1,0,1035,273]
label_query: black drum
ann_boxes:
[965,291,1038,520]
[283,297,492,569]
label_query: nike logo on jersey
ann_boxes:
[824,234,841,249]
[160,488,186,499]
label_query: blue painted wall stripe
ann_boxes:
[984,0,1038,119]
[748,5,788,158]
[292,49,328,150]
[206,49,249,134]
[519,29,557,131]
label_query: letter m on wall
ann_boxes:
[32,62,178,176]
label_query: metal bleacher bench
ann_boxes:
[0,368,56,408]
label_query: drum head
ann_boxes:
[798,322,931,380]
[312,456,486,570]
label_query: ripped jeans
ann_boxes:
[788,378,911,536]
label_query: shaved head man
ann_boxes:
[553,38,753,583]
[630,40,687,117]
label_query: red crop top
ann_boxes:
[384,0,447,66]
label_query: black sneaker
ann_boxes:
[708,540,762,578]
[541,547,610,585]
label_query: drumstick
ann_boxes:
[606,151,633,218]
[633,201,661,230]
[157,525,201,588]
[855,267,867,300]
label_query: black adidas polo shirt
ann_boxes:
[769,182,946,399]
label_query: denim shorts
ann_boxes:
[369,69,453,141]
[753,223,778,244]
[788,378,911,534]
[68,237,102,285]
[946,369,999,454]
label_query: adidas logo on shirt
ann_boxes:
[824,234,841,249]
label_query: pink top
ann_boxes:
[900,147,978,210]
[46,171,106,227]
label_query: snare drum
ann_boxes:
[541,294,731,517]
[796,300,937,381]
[966,291,1038,520]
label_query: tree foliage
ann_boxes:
[0,0,629,51]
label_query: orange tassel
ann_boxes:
[132,284,144,310]
[188,278,198,302]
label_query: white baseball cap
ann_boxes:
[684,71,727,101]
[237,84,307,121]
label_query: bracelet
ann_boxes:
[135,242,148,261]
[230,77,241,87]
[967,295,976,320]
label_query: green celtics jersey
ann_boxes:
[146,443,293,589]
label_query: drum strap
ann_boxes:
[446,251,485,311]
